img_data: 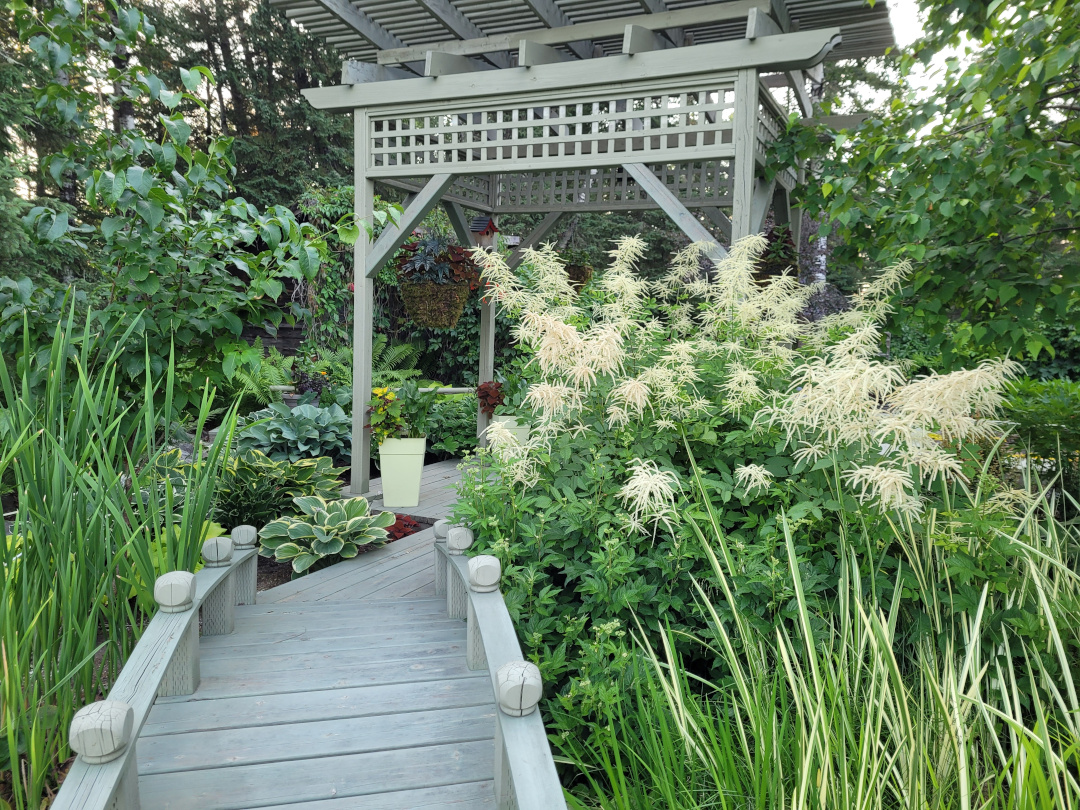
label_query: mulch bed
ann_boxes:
[255,513,426,592]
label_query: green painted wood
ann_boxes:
[305,29,843,112]
[376,1,771,65]
[157,654,483,702]
[507,212,564,269]
[138,705,495,775]
[365,175,456,277]
[518,40,566,67]
[137,739,496,809]
[621,24,657,55]
[199,615,463,651]
[732,68,758,240]
[256,780,494,809]
[341,60,411,84]
[354,564,439,600]
[623,163,726,260]
[142,677,493,738]
[267,542,436,604]
[310,0,405,51]
[518,0,592,59]
[350,110,374,495]
[412,0,511,69]
[426,51,489,76]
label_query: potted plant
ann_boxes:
[560,247,594,289]
[367,381,438,508]
[479,379,531,443]
[397,233,480,329]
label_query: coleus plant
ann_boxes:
[258,495,395,573]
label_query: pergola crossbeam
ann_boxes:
[311,0,406,52]
[623,164,727,261]
[376,0,774,65]
[413,0,512,69]
[519,0,593,60]
[364,174,456,277]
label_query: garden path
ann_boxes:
[134,460,497,808]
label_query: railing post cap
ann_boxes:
[467,554,501,592]
[155,570,197,612]
[447,526,474,555]
[69,700,134,764]
[433,519,450,540]
[231,524,258,549]
[201,536,234,568]
[496,660,543,717]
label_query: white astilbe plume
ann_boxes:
[659,242,711,295]
[618,459,681,532]
[734,463,773,493]
[526,383,584,418]
[842,464,920,516]
[611,377,651,417]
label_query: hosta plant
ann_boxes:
[214,450,345,530]
[259,496,395,573]
[238,402,351,463]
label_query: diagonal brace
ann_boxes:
[622,164,727,261]
[365,174,455,278]
[508,212,566,269]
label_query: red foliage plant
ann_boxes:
[387,514,421,541]
[476,380,504,417]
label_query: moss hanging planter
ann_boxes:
[399,280,471,329]
[566,263,594,289]
[397,233,480,330]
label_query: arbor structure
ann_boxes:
[284,0,894,492]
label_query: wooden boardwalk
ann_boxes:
[135,460,500,809]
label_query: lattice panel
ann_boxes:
[756,95,798,190]
[380,175,493,211]
[493,162,733,213]
[368,84,737,176]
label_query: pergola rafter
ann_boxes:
[289,0,893,493]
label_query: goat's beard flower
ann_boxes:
[618,459,681,533]
[734,463,773,493]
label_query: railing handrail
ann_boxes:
[53,527,260,810]
[417,386,476,394]
[434,523,568,810]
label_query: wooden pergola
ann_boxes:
[285,0,895,494]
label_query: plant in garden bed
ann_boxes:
[427,394,479,458]
[397,233,480,329]
[476,380,504,418]
[214,450,345,530]
[457,234,1034,740]
[238,401,351,464]
[258,495,394,574]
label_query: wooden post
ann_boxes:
[433,519,449,597]
[446,527,473,619]
[231,525,258,605]
[494,718,513,810]
[465,555,499,670]
[200,537,236,636]
[732,68,759,240]
[477,292,495,445]
[352,108,375,496]
[155,572,200,697]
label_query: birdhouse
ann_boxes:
[470,216,500,250]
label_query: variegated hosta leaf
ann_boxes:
[312,537,345,556]
[371,510,396,529]
[344,516,374,534]
[259,536,293,551]
[288,522,317,540]
[292,552,318,573]
[293,495,326,516]
[312,525,333,544]
[343,498,372,520]
[273,542,303,560]
[260,519,292,538]
[339,543,359,558]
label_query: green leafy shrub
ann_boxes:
[259,495,395,573]
[428,395,478,457]
[1003,377,1080,495]
[457,235,1031,737]
[214,450,345,530]
[238,402,351,463]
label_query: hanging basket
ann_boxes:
[566,264,594,289]
[399,280,471,329]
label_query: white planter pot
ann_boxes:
[379,437,427,508]
[491,415,530,444]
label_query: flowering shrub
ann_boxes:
[456,235,1032,733]
[367,387,403,445]
[476,380,504,417]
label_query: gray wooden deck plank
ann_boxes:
[256,780,494,809]
[198,617,464,652]
[236,597,446,625]
[143,677,493,738]
[137,739,496,809]
[199,639,467,679]
[257,530,437,603]
[200,625,464,660]
[138,704,495,775]
[156,654,484,702]
[350,564,439,601]
[304,551,436,602]
[405,581,439,598]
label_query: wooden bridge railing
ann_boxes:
[53,526,260,810]
[433,519,568,810]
